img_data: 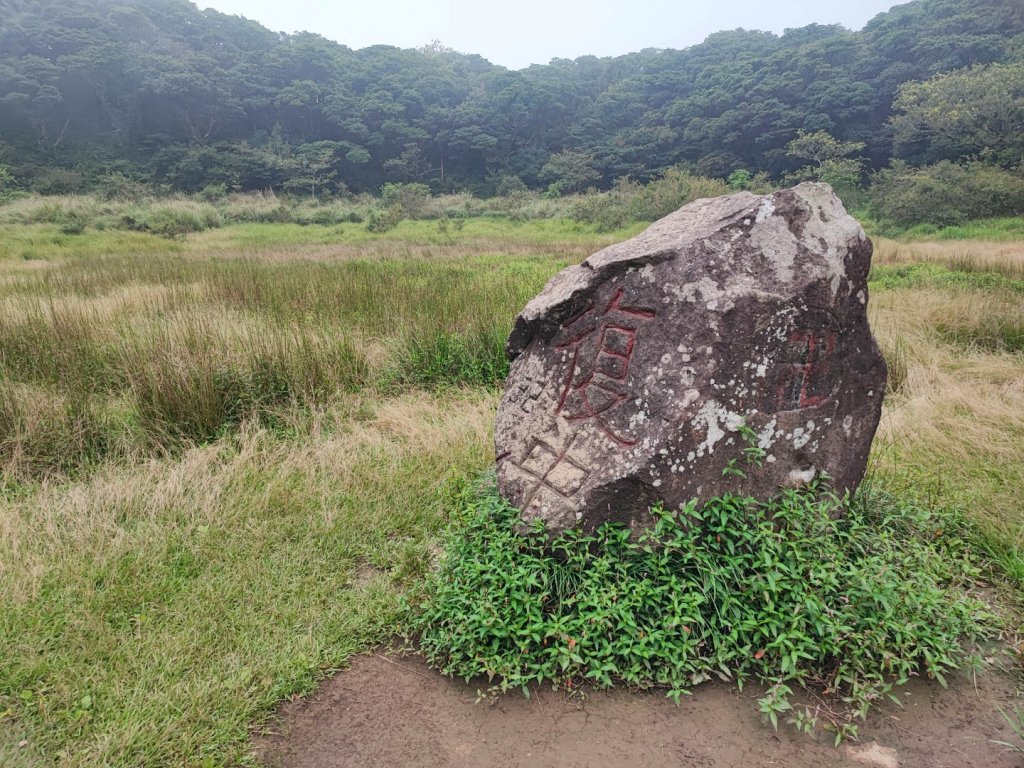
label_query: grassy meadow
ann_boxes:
[0,207,1022,765]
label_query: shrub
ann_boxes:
[495,174,529,199]
[145,209,206,239]
[571,178,646,231]
[122,201,222,238]
[867,161,1024,230]
[381,182,431,219]
[423,192,489,220]
[55,210,90,235]
[572,168,729,231]
[366,205,404,233]
[0,164,22,203]
[117,205,148,232]
[95,172,149,202]
[217,192,293,224]
[408,480,990,742]
[727,169,753,190]
[11,196,106,233]
[30,168,83,195]
[639,167,730,220]
[23,198,98,229]
[200,182,229,202]
[289,202,366,226]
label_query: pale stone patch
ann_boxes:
[844,741,900,768]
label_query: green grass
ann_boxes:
[869,262,1024,295]
[869,264,1024,353]
[898,216,1024,242]
[860,214,1024,242]
[0,220,526,261]
[0,192,641,262]
[0,224,183,261]
[935,316,1024,354]
[393,329,510,387]
[192,217,642,252]
[1,391,497,766]
[0,242,571,479]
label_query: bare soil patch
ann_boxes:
[254,653,1021,768]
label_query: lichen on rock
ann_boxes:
[495,183,888,534]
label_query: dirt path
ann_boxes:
[254,653,1022,768]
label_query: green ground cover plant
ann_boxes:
[866,162,1024,231]
[409,479,992,743]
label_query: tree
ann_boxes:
[283,141,341,199]
[1,0,1023,194]
[891,61,1024,168]
[539,149,601,195]
[786,131,865,170]
[382,143,435,182]
[0,164,20,201]
[785,131,866,204]
[727,169,752,190]
[867,159,1024,228]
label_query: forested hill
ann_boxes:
[1,0,1022,195]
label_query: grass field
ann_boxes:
[1,215,1022,765]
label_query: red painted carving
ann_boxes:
[774,330,837,409]
[554,288,655,445]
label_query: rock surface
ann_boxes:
[495,182,887,534]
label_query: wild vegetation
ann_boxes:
[1,0,1022,212]
[410,481,989,743]
[0,211,1021,765]
[0,214,633,480]
[2,0,1023,763]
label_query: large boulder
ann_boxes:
[495,183,887,534]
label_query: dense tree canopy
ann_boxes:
[891,60,1024,167]
[0,0,1022,194]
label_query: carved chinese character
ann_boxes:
[773,330,837,410]
[553,288,655,445]
[512,434,591,516]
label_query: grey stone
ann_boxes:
[495,182,887,534]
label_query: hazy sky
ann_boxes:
[198,0,908,70]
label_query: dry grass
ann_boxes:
[869,287,1024,547]
[0,233,578,480]
[875,237,1024,279]
[2,390,495,605]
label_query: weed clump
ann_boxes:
[394,329,509,387]
[408,480,991,742]
[366,205,404,233]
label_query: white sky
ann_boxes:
[198,0,908,70]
